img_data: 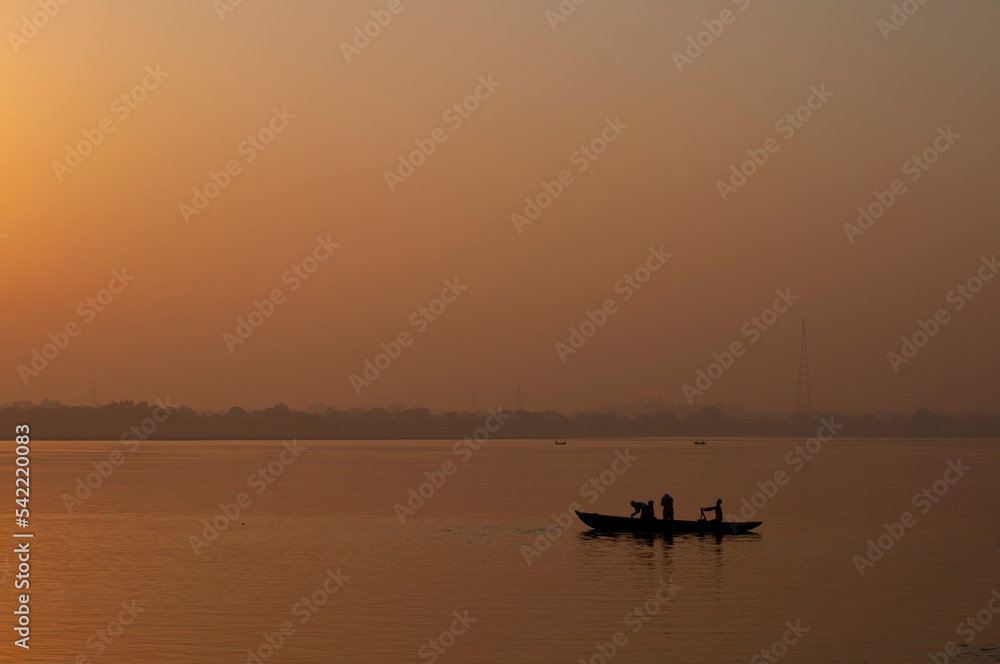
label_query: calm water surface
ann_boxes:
[8,438,1000,663]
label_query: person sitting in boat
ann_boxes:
[640,499,656,520]
[660,493,674,521]
[629,500,645,517]
[700,499,723,522]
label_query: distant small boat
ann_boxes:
[555,440,567,445]
[694,440,706,445]
[576,511,760,535]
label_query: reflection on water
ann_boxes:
[8,438,1000,663]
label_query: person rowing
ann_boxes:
[700,498,723,522]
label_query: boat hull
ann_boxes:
[575,511,761,535]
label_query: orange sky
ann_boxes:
[1,0,998,413]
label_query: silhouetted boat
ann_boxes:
[694,440,706,445]
[575,511,761,534]
[555,441,567,445]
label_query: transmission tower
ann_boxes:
[514,380,523,411]
[795,319,812,412]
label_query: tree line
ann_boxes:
[1,402,998,440]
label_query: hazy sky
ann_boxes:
[2,0,998,413]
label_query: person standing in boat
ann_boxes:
[640,499,656,520]
[660,493,674,521]
[700,498,723,522]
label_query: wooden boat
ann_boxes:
[694,440,706,445]
[575,510,761,535]
[555,441,567,445]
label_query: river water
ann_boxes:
[7,438,1000,663]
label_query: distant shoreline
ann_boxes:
[20,436,1000,441]
[3,403,998,441]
